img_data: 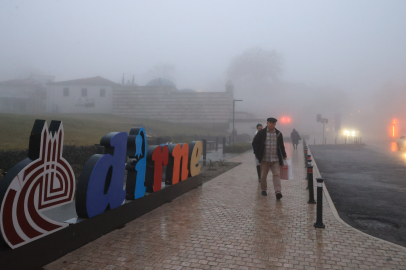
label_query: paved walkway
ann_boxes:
[44,144,406,270]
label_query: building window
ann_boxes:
[81,88,87,97]
[100,89,106,97]
[63,88,69,97]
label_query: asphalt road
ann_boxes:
[310,144,406,247]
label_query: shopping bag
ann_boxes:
[280,158,293,180]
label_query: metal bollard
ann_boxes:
[306,158,312,180]
[314,178,325,228]
[307,165,316,204]
[222,137,226,154]
[304,149,308,168]
[306,158,311,182]
[202,139,207,166]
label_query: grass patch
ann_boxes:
[0,113,229,150]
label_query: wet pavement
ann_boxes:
[44,143,406,270]
[41,149,239,223]
[309,144,406,248]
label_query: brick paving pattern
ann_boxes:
[44,144,406,270]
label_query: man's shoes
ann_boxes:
[276,192,283,200]
[261,191,267,196]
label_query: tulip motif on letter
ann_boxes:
[0,120,75,249]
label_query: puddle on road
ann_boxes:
[352,218,399,231]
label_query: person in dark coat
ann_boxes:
[290,129,301,149]
[252,117,287,199]
[254,123,263,182]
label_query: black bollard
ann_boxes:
[314,178,325,228]
[202,139,207,166]
[306,159,311,184]
[215,137,219,151]
[306,158,312,181]
[222,137,226,154]
[307,166,316,204]
[304,148,308,168]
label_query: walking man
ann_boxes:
[254,124,263,181]
[252,117,287,199]
[290,128,301,150]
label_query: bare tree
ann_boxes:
[227,47,282,85]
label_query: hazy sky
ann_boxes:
[1,0,406,94]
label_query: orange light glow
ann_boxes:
[391,142,397,152]
[391,119,398,138]
[280,117,291,124]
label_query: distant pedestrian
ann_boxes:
[290,129,301,150]
[252,118,287,199]
[254,124,263,181]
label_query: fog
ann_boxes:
[1,0,406,141]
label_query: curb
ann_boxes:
[308,145,406,253]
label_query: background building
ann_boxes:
[46,76,118,114]
[0,74,53,114]
[112,78,234,127]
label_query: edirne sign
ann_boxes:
[0,120,202,249]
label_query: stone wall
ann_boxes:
[113,85,233,124]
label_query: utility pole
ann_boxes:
[232,99,243,144]
[317,114,328,145]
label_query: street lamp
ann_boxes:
[232,99,243,144]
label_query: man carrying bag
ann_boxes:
[252,117,287,200]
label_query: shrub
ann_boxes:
[235,133,251,143]
[0,145,98,180]
[224,142,253,153]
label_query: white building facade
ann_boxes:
[46,76,117,114]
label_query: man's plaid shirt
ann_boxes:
[263,128,278,162]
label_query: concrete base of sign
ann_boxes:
[0,174,203,270]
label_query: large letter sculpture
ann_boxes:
[173,143,189,182]
[165,143,189,185]
[0,120,75,249]
[125,128,147,200]
[76,132,127,218]
[145,145,169,193]
[188,141,202,177]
